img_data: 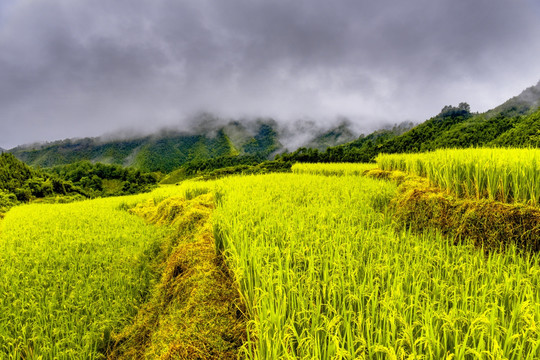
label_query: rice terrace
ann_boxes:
[4,90,540,360]
[2,141,540,359]
[2,1,540,359]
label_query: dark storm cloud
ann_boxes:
[1,0,539,148]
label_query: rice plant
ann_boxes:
[292,162,376,176]
[214,172,540,359]
[377,148,540,205]
[0,186,192,359]
[3,165,540,359]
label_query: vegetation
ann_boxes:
[278,122,415,164]
[3,158,540,358]
[50,161,158,197]
[0,193,175,359]
[8,82,540,177]
[110,192,246,359]
[133,130,240,173]
[8,120,286,173]
[214,172,540,359]
[3,80,540,358]
[491,110,540,147]
[284,108,540,165]
[302,121,358,150]
[161,156,292,184]
[364,166,540,252]
[292,162,376,176]
[280,82,540,164]
[0,153,86,216]
[182,155,263,175]
[377,148,540,205]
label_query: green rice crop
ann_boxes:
[0,185,195,359]
[3,164,540,359]
[376,148,540,205]
[292,162,376,176]
[214,172,540,359]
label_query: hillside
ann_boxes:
[303,120,358,150]
[0,153,85,214]
[282,81,540,163]
[4,160,540,358]
[377,81,540,153]
[8,119,278,173]
[9,118,357,173]
[279,121,415,163]
[9,81,540,173]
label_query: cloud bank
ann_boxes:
[1,0,540,148]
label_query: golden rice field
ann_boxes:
[1,160,540,359]
[0,186,188,359]
[292,163,376,176]
[214,172,540,359]
[377,148,540,205]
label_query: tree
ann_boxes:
[458,102,471,113]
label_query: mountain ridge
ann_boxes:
[9,80,540,172]
[9,118,359,172]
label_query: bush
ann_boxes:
[0,190,18,212]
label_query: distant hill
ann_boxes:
[11,81,540,172]
[9,117,357,173]
[281,80,540,163]
[304,120,358,150]
[278,121,415,162]
[487,80,540,118]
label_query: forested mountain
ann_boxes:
[8,81,540,174]
[9,118,356,173]
[281,81,540,163]
[10,127,248,173]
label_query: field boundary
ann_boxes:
[108,193,247,359]
[366,169,540,252]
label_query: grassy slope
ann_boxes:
[0,179,251,359]
[3,163,540,358]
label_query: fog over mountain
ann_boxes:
[1,0,540,149]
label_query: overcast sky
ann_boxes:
[1,0,540,149]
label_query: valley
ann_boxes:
[2,82,540,359]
